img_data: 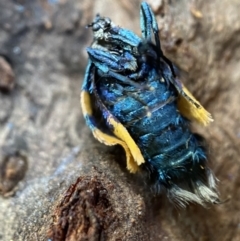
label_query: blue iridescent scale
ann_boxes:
[97,66,206,186]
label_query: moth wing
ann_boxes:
[81,90,144,173]
[176,81,213,126]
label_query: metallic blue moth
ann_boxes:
[81,2,219,207]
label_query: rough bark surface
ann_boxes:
[0,0,239,240]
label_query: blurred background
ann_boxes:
[0,0,239,240]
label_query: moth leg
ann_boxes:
[128,61,151,80]
[108,27,141,50]
[140,2,161,56]
[87,47,138,72]
[140,2,177,78]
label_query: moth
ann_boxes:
[81,2,219,207]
